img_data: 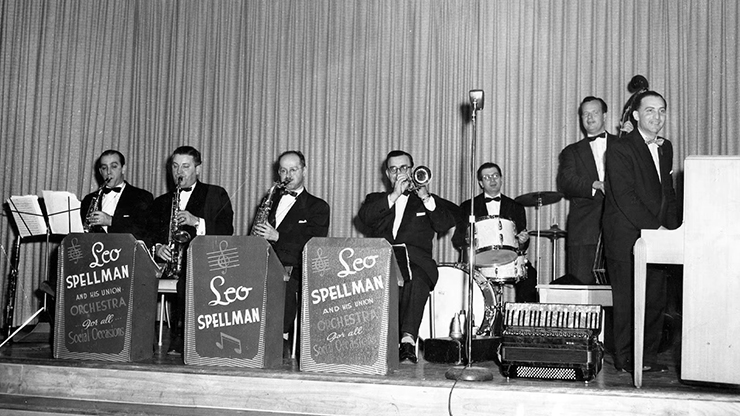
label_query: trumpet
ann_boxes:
[83,178,111,233]
[406,166,432,192]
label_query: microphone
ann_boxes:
[469,90,484,111]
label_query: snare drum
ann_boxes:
[477,255,527,284]
[473,216,518,265]
[418,265,484,340]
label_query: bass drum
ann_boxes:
[418,265,485,340]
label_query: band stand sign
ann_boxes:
[300,237,401,375]
[184,236,285,369]
[54,233,158,362]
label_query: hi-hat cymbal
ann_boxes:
[528,225,567,240]
[515,191,563,207]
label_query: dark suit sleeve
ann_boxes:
[357,193,394,236]
[512,200,529,253]
[660,142,680,229]
[427,195,457,234]
[275,197,330,267]
[148,194,171,245]
[205,186,234,235]
[451,199,471,250]
[605,140,662,230]
[557,145,596,199]
[110,187,154,242]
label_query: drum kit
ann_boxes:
[428,190,565,340]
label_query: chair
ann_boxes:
[157,279,178,347]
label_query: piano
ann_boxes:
[633,156,740,388]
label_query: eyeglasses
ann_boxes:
[388,165,411,174]
[278,167,303,175]
[481,174,501,181]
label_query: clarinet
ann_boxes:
[4,236,21,339]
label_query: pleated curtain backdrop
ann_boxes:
[1,0,738,325]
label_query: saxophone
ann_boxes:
[83,178,110,233]
[250,178,291,235]
[161,178,192,279]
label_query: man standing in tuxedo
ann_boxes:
[557,96,615,284]
[81,150,153,243]
[252,150,330,354]
[603,91,678,373]
[452,162,533,308]
[358,150,457,363]
[150,145,234,354]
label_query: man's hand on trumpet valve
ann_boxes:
[87,211,113,227]
[414,184,430,200]
[253,222,279,242]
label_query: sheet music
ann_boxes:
[41,190,84,235]
[7,195,48,237]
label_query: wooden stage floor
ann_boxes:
[1,326,739,416]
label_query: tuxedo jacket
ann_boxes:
[556,134,615,246]
[451,193,528,253]
[603,130,679,260]
[267,189,330,280]
[357,192,457,288]
[149,181,234,245]
[80,181,154,243]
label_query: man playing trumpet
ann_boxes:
[149,145,234,355]
[358,150,457,364]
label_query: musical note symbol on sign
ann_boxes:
[207,240,239,273]
[216,332,243,354]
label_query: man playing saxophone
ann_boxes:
[252,150,330,358]
[149,146,234,355]
[81,150,153,243]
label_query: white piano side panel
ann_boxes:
[682,156,740,385]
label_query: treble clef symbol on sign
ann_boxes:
[216,240,230,271]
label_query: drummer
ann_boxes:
[452,162,536,302]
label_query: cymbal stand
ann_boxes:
[446,91,493,382]
[533,196,543,274]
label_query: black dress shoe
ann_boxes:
[167,335,183,356]
[399,342,417,364]
[644,363,668,373]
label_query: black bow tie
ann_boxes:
[179,186,193,192]
[102,186,122,194]
[588,132,607,141]
[484,196,501,203]
[283,190,298,197]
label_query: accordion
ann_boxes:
[499,302,604,382]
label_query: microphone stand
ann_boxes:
[445,96,493,381]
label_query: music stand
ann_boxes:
[1,192,82,348]
[445,90,494,381]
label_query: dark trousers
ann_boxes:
[283,277,301,334]
[607,256,666,367]
[567,244,598,284]
[398,264,432,340]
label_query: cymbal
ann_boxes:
[528,225,567,239]
[515,191,563,207]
